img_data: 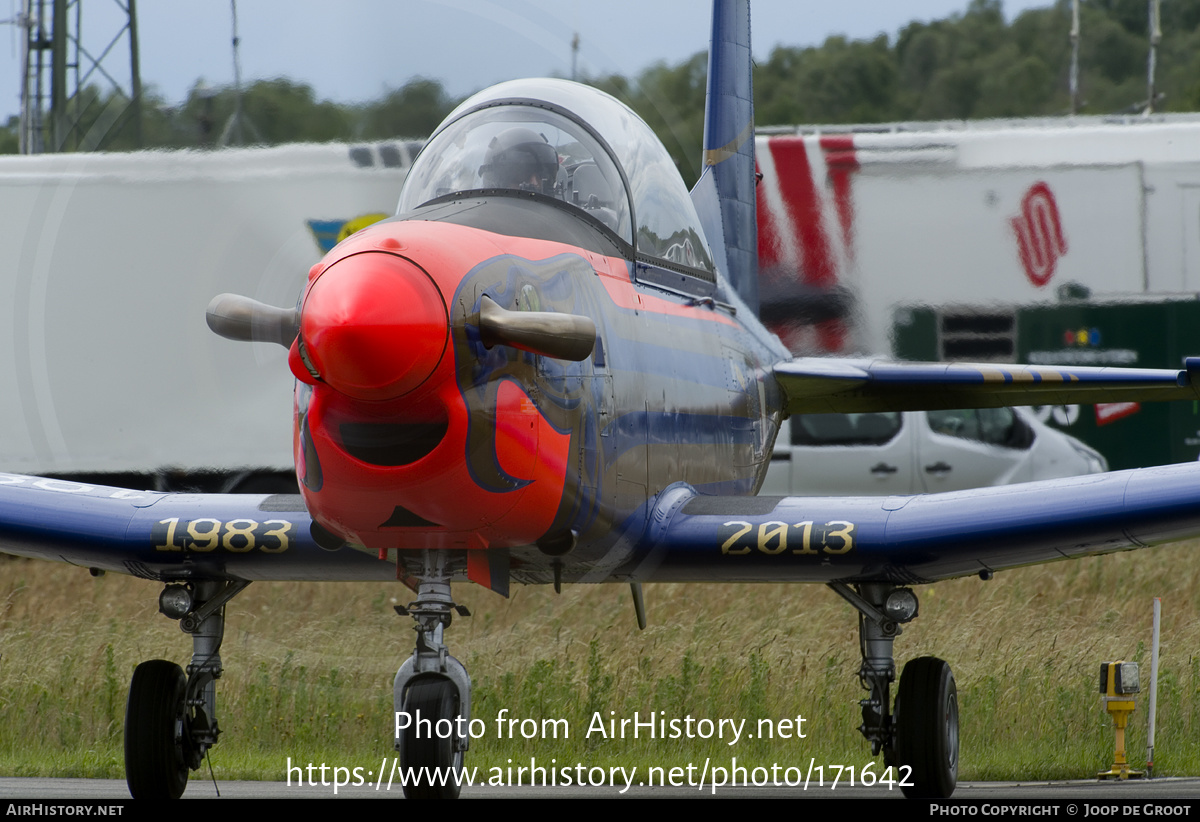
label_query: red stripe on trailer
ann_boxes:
[819,136,859,259]
[769,137,837,287]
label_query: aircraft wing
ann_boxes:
[625,463,1200,585]
[774,357,1200,414]
[5,462,1200,592]
[0,474,396,582]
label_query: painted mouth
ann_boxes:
[338,421,448,467]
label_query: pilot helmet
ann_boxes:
[479,127,560,196]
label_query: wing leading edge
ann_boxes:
[623,463,1200,584]
[774,356,1200,414]
[0,473,396,581]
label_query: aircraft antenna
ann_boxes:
[570,31,579,82]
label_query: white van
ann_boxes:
[760,407,1107,496]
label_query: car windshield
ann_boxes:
[397,79,715,274]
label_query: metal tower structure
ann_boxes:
[19,0,142,154]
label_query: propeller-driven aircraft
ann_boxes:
[5,0,1200,800]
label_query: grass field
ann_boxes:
[0,540,1197,783]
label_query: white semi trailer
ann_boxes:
[0,141,415,490]
[755,114,1200,469]
[756,114,1200,356]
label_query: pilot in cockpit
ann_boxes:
[478,127,562,197]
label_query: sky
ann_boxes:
[0,0,1056,122]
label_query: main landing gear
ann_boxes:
[830,582,959,799]
[393,550,472,800]
[124,580,249,799]
[123,555,473,800]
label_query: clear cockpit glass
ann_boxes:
[398,79,716,275]
[397,104,632,241]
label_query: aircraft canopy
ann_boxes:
[398,79,715,274]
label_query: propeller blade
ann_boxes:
[478,295,596,361]
[206,293,299,348]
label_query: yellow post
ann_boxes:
[1097,660,1143,780]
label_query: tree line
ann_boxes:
[7,0,1199,186]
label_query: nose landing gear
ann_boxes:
[393,550,472,799]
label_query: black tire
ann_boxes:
[894,656,958,799]
[124,660,190,800]
[398,678,464,799]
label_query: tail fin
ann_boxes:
[690,0,757,313]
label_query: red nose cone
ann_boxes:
[300,252,448,401]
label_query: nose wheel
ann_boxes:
[398,677,466,799]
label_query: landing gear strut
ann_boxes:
[830,582,958,799]
[124,580,248,799]
[393,550,471,799]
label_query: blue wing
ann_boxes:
[774,356,1200,414]
[0,474,395,581]
[5,457,1200,587]
[622,463,1200,584]
[3,460,1200,590]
